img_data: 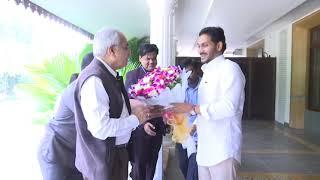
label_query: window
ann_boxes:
[308,26,320,111]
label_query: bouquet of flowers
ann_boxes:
[128,66,191,143]
[163,112,190,143]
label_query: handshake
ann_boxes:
[130,100,195,139]
[130,99,165,124]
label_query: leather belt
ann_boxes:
[115,143,128,149]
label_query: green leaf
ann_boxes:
[18,38,147,125]
[78,43,93,64]
[18,53,80,124]
[118,36,149,79]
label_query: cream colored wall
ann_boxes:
[290,26,309,128]
[246,48,258,57]
[290,11,320,129]
[246,40,264,57]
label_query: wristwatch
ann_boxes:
[189,105,197,116]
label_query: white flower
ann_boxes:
[168,70,174,74]
[135,84,143,91]
[143,76,151,83]
[148,89,158,97]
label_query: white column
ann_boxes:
[147,0,177,67]
[147,1,177,180]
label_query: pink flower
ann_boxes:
[129,66,182,99]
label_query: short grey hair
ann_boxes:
[93,27,121,58]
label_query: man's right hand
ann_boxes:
[132,105,164,124]
[144,122,156,136]
[132,105,149,124]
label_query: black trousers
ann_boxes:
[176,143,198,180]
[129,118,164,180]
[83,147,129,180]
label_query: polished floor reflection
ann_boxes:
[164,120,320,180]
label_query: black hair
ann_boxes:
[139,44,159,57]
[69,73,79,84]
[81,52,94,70]
[182,59,203,77]
[199,26,227,53]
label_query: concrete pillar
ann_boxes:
[147,0,177,67]
[146,1,177,179]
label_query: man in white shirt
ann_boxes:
[170,27,245,180]
[73,27,163,180]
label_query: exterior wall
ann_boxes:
[292,11,320,130]
[264,26,292,124]
[247,0,320,128]
[247,0,320,46]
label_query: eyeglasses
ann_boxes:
[114,44,129,51]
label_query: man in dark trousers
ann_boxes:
[125,43,166,180]
[176,59,203,180]
[74,28,163,180]
[37,52,93,180]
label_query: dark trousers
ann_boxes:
[83,147,129,180]
[110,147,129,180]
[176,143,198,180]
[38,150,83,180]
[129,119,164,180]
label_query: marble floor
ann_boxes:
[163,120,320,180]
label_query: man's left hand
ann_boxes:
[144,122,157,136]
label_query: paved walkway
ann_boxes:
[29,120,320,180]
[164,120,320,180]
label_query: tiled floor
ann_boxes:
[164,120,320,180]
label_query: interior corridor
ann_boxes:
[164,120,320,180]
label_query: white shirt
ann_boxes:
[196,55,245,166]
[80,58,139,145]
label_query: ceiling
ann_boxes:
[31,0,150,38]
[31,0,307,56]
